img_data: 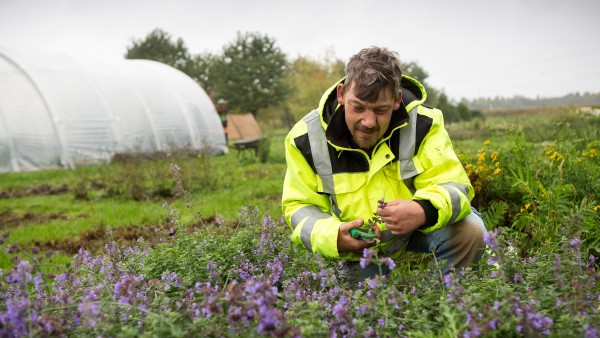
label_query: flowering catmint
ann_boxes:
[463,313,481,337]
[205,261,221,284]
[483,230,499,251]
[585,324,599,338]
[77,301,100,327]
[360,248,375,268]
[161,271,181,288]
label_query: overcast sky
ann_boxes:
[1,0,599,101]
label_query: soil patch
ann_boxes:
[30,224,172,255]
[0,184,69,199]
[0,210,70,230]
[27,216,237,256]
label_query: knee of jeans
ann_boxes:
[460,213,487,248]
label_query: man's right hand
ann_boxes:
[337,219,379,254]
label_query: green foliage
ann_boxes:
[211,31,290,116]
[125,28,192,75]
[280,54,345,122]
[402,61,429,85]
[186,53,219,93]
[459,110,600,258]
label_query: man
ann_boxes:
[281,47,486,281]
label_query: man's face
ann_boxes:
[337,82,402,150]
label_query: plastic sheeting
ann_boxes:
[0,47,227,173]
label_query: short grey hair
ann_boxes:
[344,47,403,102]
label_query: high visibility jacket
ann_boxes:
[281,75,474,261]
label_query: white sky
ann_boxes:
[1,0,599,101]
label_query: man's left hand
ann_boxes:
[377,199,426,236]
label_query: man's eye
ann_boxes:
[375,109,387,115]
[354,106,365,113]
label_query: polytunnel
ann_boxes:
[0,47,228,173]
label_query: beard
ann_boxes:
[351,126,380,150]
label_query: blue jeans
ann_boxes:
[345,208,487,282]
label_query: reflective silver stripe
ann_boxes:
[304,111,333,191]
[298,210,331,252]
[385,235,410,256]
[440,183,464,224]
[303,110,342,218]
[291,205,329,229]
[441,182,469,198]
[398,107,419,180]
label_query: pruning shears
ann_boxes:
[350,228,379,244]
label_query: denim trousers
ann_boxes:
[344,207,487,283]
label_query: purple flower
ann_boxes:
[514,273,522,283]
[585,324,598,338]
[332,303,345,317]
[484,231,498,250]
[381,257,396,270]
[443,274,453,288]
[360,248,375,268]
[3,297,29,336]
[78,301,100,327]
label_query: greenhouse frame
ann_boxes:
[0,47,227,173]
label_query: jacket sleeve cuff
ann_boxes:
[414,199,438,230]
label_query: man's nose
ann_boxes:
[361,111,377,128]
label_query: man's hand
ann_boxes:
[377,199,426,236]
[337,219,380,254]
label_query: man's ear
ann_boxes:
[393,90,403,110]
[336,83,345,105]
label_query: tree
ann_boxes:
[186,53,219,93]
[284,55,345,122]
[402,61,429,85]
[211,32,290,117]
[437,93,458,123]
[456,101,472,121]
[125,28,192,75]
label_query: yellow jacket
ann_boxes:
[281,76,474,260]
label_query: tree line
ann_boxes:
[466,92,600,111]
[125,28,480,126]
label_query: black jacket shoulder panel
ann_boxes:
[294,133,317,173]
[415,113,433,155]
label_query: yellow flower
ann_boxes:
[484,140,491,146]
[583,148,597,158]
[593,205,600,212]
[525,203,531,210]
[494,168,502,175]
